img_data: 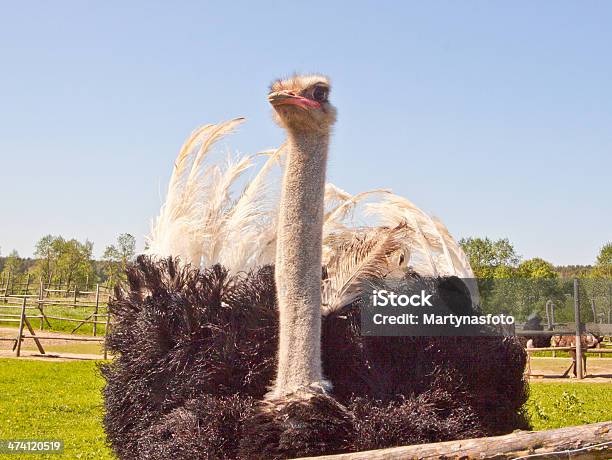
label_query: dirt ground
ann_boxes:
[0,326,109,361]
[528,356,612,383]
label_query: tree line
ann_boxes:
[458,238,612,323]
[1,235,610,289]
[0,233,136,289]
[458,237,611,280]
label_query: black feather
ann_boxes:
[101,256,529,459]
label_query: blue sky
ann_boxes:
[1,1,610,265]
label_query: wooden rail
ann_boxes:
[296,421,612,460]
[19,335,104,342]
[528,346,612,353]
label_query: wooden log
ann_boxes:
[36,299,100,307]
[0,305,38,309]
[23,317,45,354]
[103,308,111,359]
[71,313,95,334]
[574,278,583,379]
[93,284,100,336]
[6,270,12,299]
[19,335,104,342]
[0,314,43,318]
[297,421,612,460]
[15,297,27,357]
[42,315,108,324]
[526,346,576,352]
[38,278,44,330]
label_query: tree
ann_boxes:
[458,238,565,320]
[1,250,22,277]
[592,242,612,278]
[34,235,63,285]
[459,237,520,279]
[517,258,558,279]
[56,239,94,288]
[103,233,136,286]
[33,235,94,288]
[583,243,612,322]
[554,265,593,279]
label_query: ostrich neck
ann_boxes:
[273,128,329,397]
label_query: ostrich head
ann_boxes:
[268,74,337,133]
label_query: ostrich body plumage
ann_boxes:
[102,257,529,459]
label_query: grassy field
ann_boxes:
[526,382,612,430]
[0,359,611,459]
[0,359,113,459]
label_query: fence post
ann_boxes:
[93,284,100,336]
[73,284,78,306]
[38,279,44,330]
[103,309,110,360]
[609,283,611,324]
[550,300,556,358]
[545,300,552,329]
[574,278,583,379]
[5,270,11,300]
[15,297,27,357]
[24,273,31,296]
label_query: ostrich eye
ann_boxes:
[312,86,328,103]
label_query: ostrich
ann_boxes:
[267,75,335,399]
[102,74,529,460]
[551,333,600,377]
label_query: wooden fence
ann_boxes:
[0,280,113,358]
[525,343,612,379]
[0,272,112,298]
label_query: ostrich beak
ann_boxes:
[268,91,321,109]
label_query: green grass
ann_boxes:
[0,359,114,459]
[526,381,612,430]
[0,359,610,459]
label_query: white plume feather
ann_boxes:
[145,118,245,264]
[146,118,477,305]
[322,223,408,314]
